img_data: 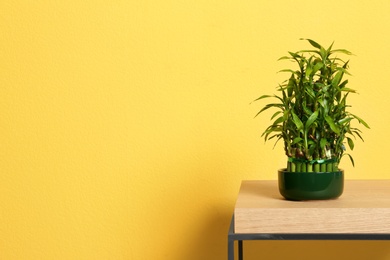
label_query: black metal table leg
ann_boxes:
[228,216,235,260]
[228,215,245,260]
[228,238,234,260]
[238,240,243,260]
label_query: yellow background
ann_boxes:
[1,1,389,259]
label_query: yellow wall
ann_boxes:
[1,1,389,259]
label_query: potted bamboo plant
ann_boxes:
[254,39,369,200]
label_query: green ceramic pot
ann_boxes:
[278,169,344,200]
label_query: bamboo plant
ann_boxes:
[254,39,369,172]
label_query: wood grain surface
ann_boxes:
[234,180,390,234]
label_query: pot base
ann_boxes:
[278,169,344,201]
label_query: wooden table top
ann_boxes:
[234,180,390,234]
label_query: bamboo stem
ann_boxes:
[333,162,338,172]
[301,163,307,172]
[291,162,296,172]
[326,162,333,172]
[296,162,302,172]
[314,163,320,172]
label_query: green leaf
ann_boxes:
[305,66,313,78]
[320,46,328,59]
[254,103,284,118]
[272,136,283,149]
[341,88,357,93]
[278,56,292,61]
[343,153,355,167]
[303,105,314,116]
[351,128,364,141]
[332,70,344,88]
[270,111,282,120]
[325,115,340,134]
[312,62,323,75]
[252,94,273,103]
[347,137,355,150]
[278,69,297,74]
[338,79,348,89]
[291,112,304,132]
[261,125,282,138]
[305,110,319,130]
[293,137,303,144]
[320,138,327,149]
[273,115,285,125]
[301,38,321,49]
[319,98,329,115]
[327,41,335,53]
[338,117,353,125]
[351,113,370,128]
[288,51,303,59]
[268,134,281,140]
[331,49,353,55]
[343,60,350,69]
[297,49,322,56]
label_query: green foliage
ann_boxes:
[254,39,369,171]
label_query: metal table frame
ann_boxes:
[228,215,390,260]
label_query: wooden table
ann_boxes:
[228,180,390,260]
